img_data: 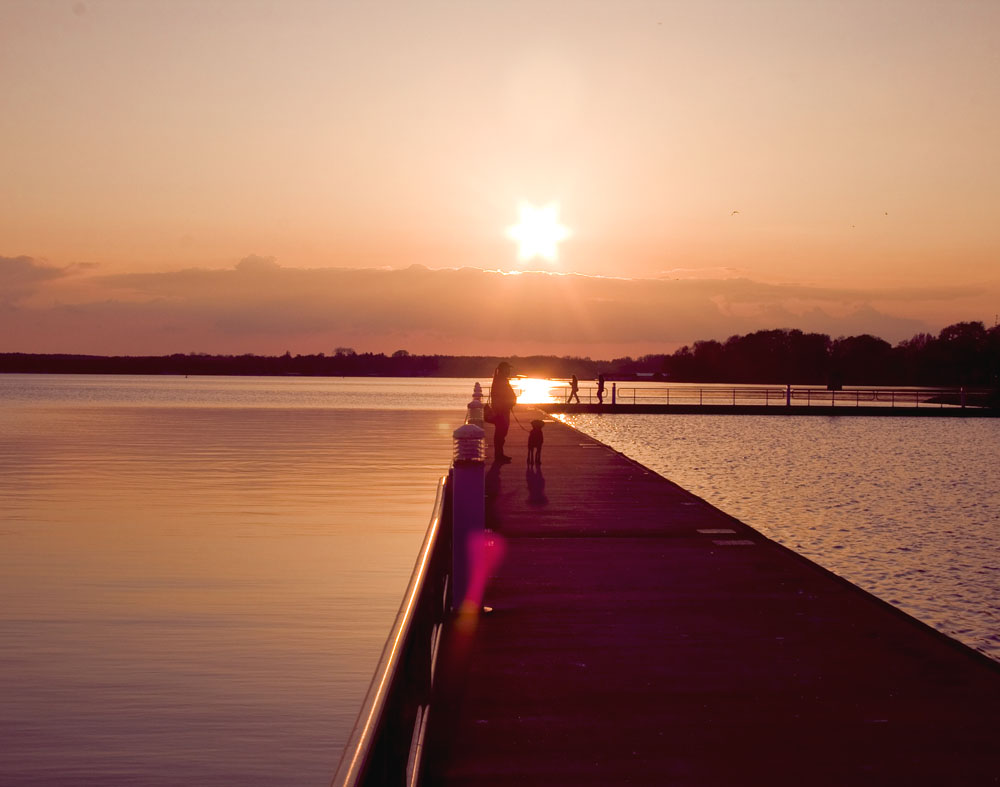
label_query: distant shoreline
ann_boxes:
[1,351,601,380]
[4,318,999,390]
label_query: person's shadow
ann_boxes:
[486,459,504,501]
[525,465,547,506]
[485,459,506,531]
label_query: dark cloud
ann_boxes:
[0,255,67,285]
[235,254,281,273]
[678,276,978,305]
[0,256,69,304]
[2,258,987,356]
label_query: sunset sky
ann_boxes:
[2,0,998,359]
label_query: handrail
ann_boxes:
[601,385,990,409]
[331,474,451,787]
[487,382,992,409]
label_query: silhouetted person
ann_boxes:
[567,374,580,404]
[596,374,605,404]
[490,361,516,463]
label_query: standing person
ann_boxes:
[490,361,517,463]
[597,373,606,404]
[567,374,581,404]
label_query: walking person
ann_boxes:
[596,373,605,404]
[489,361,517,463]
[567,374,581,404]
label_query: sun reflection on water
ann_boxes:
[512,377,563,404]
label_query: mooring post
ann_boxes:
[451,424,485,611]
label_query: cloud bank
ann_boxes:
[1,255,987,358]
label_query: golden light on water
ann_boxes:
[512,377,563,404]
[507,202,570,263]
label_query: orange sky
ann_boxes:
[2,1,998,358]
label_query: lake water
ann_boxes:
[0,375,471,787]
[3,375,999,785]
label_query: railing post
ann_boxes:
[451,425,485,612]
[611,382,616,405]
[961,386,966,409]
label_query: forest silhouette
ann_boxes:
[3,321,998,389]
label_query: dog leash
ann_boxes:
[511,408,532,432]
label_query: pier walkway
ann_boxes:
[421,409,1000,785]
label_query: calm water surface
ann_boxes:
[561,412,1000,661]
[0,375,474,786]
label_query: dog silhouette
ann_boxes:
[527,419,544,465]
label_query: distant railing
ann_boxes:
[605,385,982,408]
[331,474,452,787]
[512,383,988,409]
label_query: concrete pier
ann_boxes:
[421,409,1000,785]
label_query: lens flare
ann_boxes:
[507,202,570,262]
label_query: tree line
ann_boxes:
[2,320,998,387]
[641,321,1000,387]
[0,349,590,380]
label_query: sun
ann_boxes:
[507,202,570,263]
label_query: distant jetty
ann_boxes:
[542,402,999,417]
[538,383,998,416]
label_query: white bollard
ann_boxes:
[452,424,485,611]
[467,400,484,427]
[467,382,485,428]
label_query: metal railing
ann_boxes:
[488,382,990,409]
[331,474,452,787]
[606,385,981,408]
